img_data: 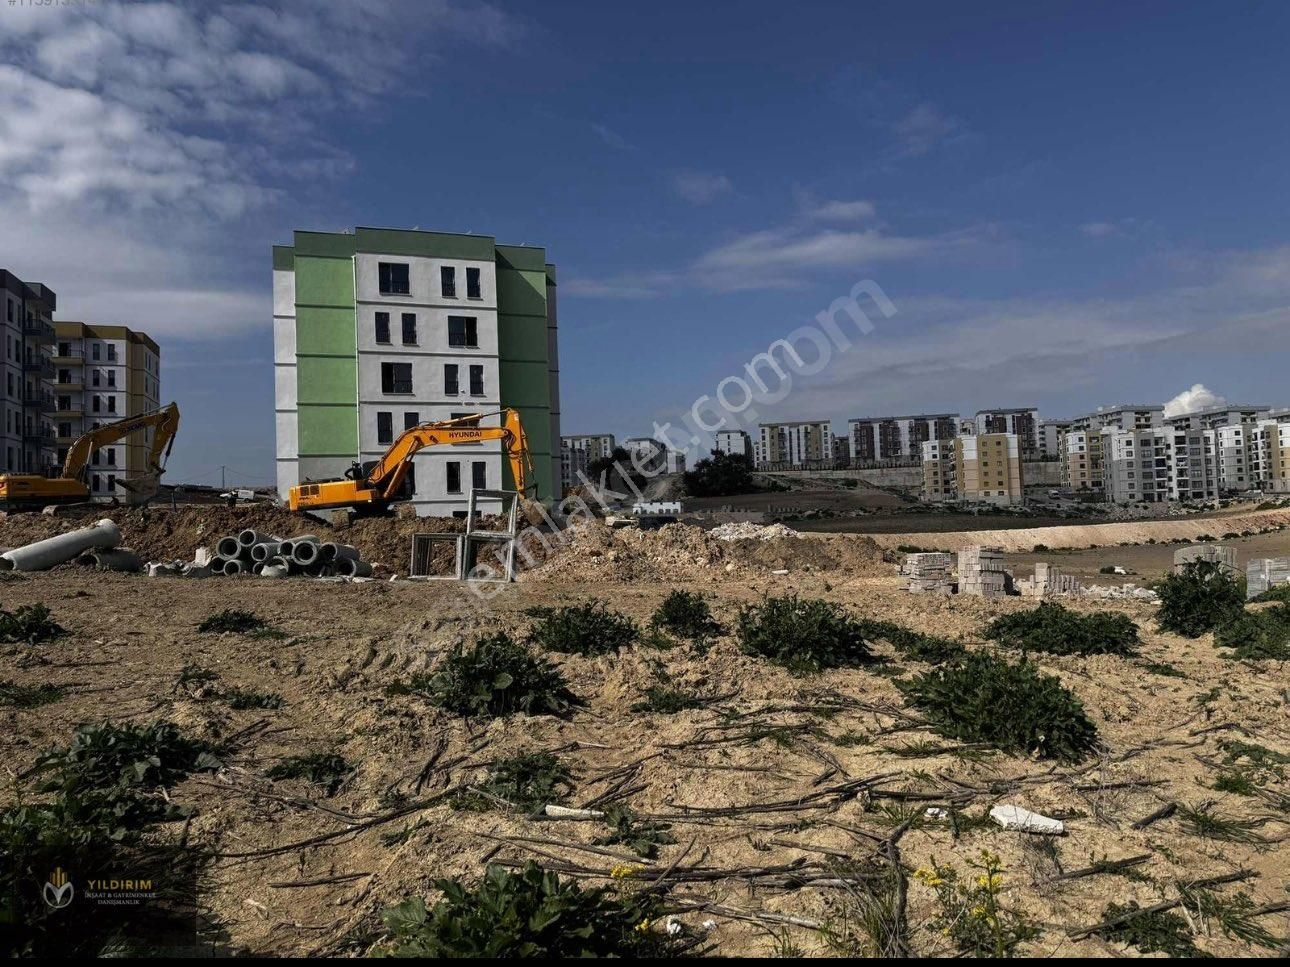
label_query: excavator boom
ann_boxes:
[289,408,534,513]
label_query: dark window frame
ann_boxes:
[401,312,417,345]
[444,363,459,395]
[377,411,394,445]
[466,267,481,299]
[469,364,484,397]
[447,316,478,348]
[440,266,457,298]
[446,460,462,494]
[374,311,391,344]
[378,262,410,296]
[381,361,413,395]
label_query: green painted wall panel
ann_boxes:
[294,232,357,259]
[356,228,496,261]
[498,360,551,408]
[497,315,549,360]
[298,405,357,457]
[294,256,354,308]
[495,245,548,272]
[296,306,357,356]
[496,268,547,318]
[272,246,295,271]
[297,356,356,405]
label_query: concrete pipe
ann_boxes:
[277,540,295,558]
[321,542,360,563]
[292,540,322,566]
[268,555,298,575]
[251,561,265,575]
[223,559,246,576]
[237,529,279,549]
[260,564,289,579]
[304,561,326,577]
[335,558,373,578]
[0,518,122,572]
[216,536,242,558]
[251,541,284,562]
[76,548,143,572]
[207,557,227,575]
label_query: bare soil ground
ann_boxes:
[1,517,1286,957]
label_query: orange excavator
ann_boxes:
[288,408,534,515]
[0,402,180,510]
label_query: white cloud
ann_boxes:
[805,199,877,221]
[671,171,734,205]
[892,102,967,157]
[592,123,635,151]
[1163,384,1227,418]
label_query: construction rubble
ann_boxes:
[904,544,1159,602]
[708,521,802,541]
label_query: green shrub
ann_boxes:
[737,595,877,673]
[593,805,675,859]
[378,862,680,958]
[1213,605,1290,659]
[173,663,219,695]
[985,602,1139,657]
[1096,902,1199,957]
[528,602,638,657]
[0,603,65,644]
[650,590,721,641]
[853,618,965,663]
[389,633,580,719]
[1251,583,1290,604]
[682,448,757,498]
[222,688,285,710]
[1153,561,1245,637]
[897,653,1099,762]
[631,686,704,714]
[0,679,65,708]
[197,608,283,638]
[453,752,573,813]
[265,752,352,795]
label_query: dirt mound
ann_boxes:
[710,521,801,541]
[724,532,885,573]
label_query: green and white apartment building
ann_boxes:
[272,228,561,514]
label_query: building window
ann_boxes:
[92,343,100,361]
[401,313,417,345]
[92,370,101,387]
[105,447,115,464]
[378,262,410,295]
[374,312,391,344]
[440,266,456,298]
[403,411,419,430]
[466,267,481,299]
[446,461,462,493]
[107,396,116,414]
[377,411,393,445]
[469,364,484,396]
[92,396,101,413]
[107,345,116,362]
[58,342,69,356]
[448,316,478,347]
[92,474,101,492]
[108,370,117,388]
[444,364,459,395]
[472,461,487,491]
[58,421,70,437]
[380,362,413,394]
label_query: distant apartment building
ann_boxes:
[0,270,57,476]
[975,407,1039,456]
[1061,429,1103,491]
[624,437,686,475]
[1070,405,1164,433]
[1038,419,1071,460]
[714,429,752,460]
[560,434,616,492]
[848,413,957,461]
[755,421,832,467]
[922,433,1024,506]
[273,228,561,515]
[1251,411,1290,493]
[52,323,161,500]
[1166,405,1270,494]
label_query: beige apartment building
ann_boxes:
[52,323,161,500]
[922,432,1023,505]
[755,421,832,467]
[1251,412,1290,492]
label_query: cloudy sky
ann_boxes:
[2,0,1287,482]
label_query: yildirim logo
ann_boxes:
[42,868,73,910]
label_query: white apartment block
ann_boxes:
[52,323,161,501]
[714,429,752,460]
[755,421,833,467]
[1038,419,1071,459]
[1168,427,1217,501]
[1070,405,1164,433]
[562,434,616,461]
[848,413,957,461]
[1166,405,1270,495]
[1,271,57,476]
[624,437,686,475]
[974,408,1040,456]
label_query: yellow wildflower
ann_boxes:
[976,873,1002,891]
[611,863,643,879]
[635,919,653,933]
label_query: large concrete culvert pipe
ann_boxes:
[0,518,122,571]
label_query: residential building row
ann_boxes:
[273,228,561,515]
[2,269,162,501]
[557,432,688,493]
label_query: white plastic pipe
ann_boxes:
[0,518,121,572]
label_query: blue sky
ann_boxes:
[1,0,1287,484]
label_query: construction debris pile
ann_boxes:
[708,521,801,541]
[903,544,1162,602]
[205,529,375,579]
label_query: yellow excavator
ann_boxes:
[289,408,534,514]
[0,402,180,510]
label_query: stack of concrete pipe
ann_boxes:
[208,528,373,579]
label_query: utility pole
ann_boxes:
[220,466,226,490]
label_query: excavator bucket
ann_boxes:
[116,471,162,505]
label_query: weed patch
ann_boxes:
[453,752,573,813]
[914,851,1038,957]
[222,688,285,710]
[985,602,1139,657]
[1097,902,1199,957]
[631,685,705,714]
[737,595,877,673]
[528,602,638,657]
[651,590,721,641]
[897,652,1099,762]
[378,862,681,957]
[593,805,675,858]
[265,752,352,796]
[389,633,579,719]
[0,603,65,644]
[0,679,65,708]
[197,608,284,638]
[853,618,965,663]
[1214,604,1290,660]
[1176,801,1266,843]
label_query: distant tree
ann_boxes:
[683,450,757,498]
[586,446,631,481]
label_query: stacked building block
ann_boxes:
[1246,557,1290,600]
[1016,562,1083,597]
[1173,543,1237,574]
[905,552,954,594]
[957,545,1010,598]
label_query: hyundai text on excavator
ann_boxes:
[288,408,534,515]
[0,402,180,510]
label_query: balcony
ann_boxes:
[22,319,55,342]
[51,350,84,363]
[22,392,55,413]
[54,376,83,391]
[22,357,55,379]
[23,426,55,446]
